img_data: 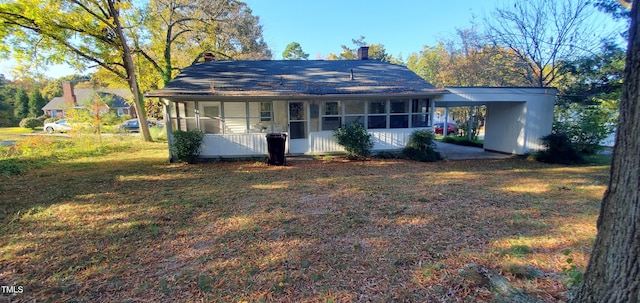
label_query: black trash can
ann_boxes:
[266,133,287,165]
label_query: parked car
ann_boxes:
[118,119,143,132]
[117,118,162,132]
[433,122,458,135]
[44,119,73,134]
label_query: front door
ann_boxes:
[288,101,308,154]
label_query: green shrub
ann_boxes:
[536,132,585,164]
[19,117,42,129]
[402,130,442,162]
[442,136,484,148]
[0,158,32,176]
[36,114,50,123]
[373,151,403,159]
[333,122,374,160]
[171,129,204,163]
[554,103,615,155]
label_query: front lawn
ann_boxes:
[0,138,608,302]
[0,127,37,141]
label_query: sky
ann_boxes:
[0,0,624,79]
[244,0,495,60]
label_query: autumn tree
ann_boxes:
[136,0,271,88]
[406,43,450,87]
[484,0,615,87]
[407,27,530,88]
[0,0,153,141]
[569,0,640,301]
[282,42,309,60]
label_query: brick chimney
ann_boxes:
[357,46,369,60]
[62,82,77,105]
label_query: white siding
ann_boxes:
[200,134,267,157]
[308,129,426,154]
[485,102,527,154]
[199,129,426,158]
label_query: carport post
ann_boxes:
[468,106,474,140]
[444,107,450,137]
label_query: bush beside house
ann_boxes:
[333,122,374,160]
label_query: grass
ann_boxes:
[439,135,484,147]
[0,134,610,302]
[0,127,36,141]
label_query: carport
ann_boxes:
[434,87,557,155]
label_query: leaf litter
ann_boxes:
[0,144,608,302]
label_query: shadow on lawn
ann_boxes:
[0,157,608,302]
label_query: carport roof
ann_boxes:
[434,86,558,107]
[146,60,447,100]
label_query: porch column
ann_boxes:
[163,99,175,162]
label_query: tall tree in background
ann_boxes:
[12,88,28,120]
[569,0,640,301]
[0,0,155,141]
[406,43,450,86]
[282,42,309,60]
[484,0,613,87]
[136,0,271,89]
[330,36,393,62]
[406,27,528,87]
[27,88,45,118]
[0,75,17,126]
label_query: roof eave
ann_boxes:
[145,89,449,101]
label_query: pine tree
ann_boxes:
[28,89,46,118]
[13,88,28,119]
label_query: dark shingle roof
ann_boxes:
[42,88,132,110]
[146,60,445,98]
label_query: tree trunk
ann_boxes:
[569,0,640,301]
[107,0,152,142]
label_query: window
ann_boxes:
[344,115,364,126]
[260,102,272,121]
[343,100,364,127]
[390,99,409,128]
[203,105,220,118]
[368,116,386,129]
[390,115,409,128]
[390,99,409,113]
[249,102,271,133]
[324,101,340,115]
[368,100,387,129]
[321,101,341,131]
[200,103,222,134]
[411,99,430,127]
[345,100,365,114]
[369,100,386,114]
[322,117,341,130]
[224,102,247,134]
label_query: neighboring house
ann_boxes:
[146,47,556,160]
[42,82,136,118]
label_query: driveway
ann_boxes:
[435,141,512,160]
